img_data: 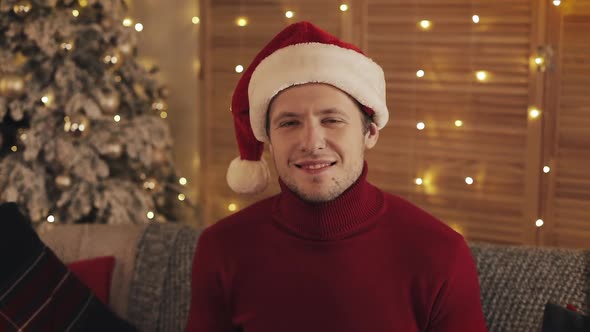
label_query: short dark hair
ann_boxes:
[265,100,373,140]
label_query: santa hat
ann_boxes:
[227,21,389,194]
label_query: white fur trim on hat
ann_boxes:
[226,157,270,194]
[248,42,388,143]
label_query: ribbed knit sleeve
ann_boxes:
[185,228,235,332]
[428,238,488,332]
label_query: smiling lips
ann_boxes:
[294,161,337,173]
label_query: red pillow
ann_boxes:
[67,256,116,305]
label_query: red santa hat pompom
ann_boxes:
[227,21,389,194]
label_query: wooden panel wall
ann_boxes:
[200,0,589,248]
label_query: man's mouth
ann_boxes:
[294,161,337,170]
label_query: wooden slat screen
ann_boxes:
[545,0,590,248]
[200,0,589,248]
[364,0,534,244]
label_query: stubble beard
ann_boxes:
[279,158,364,204]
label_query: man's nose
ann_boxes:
[299,123,326,153]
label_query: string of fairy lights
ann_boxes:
[36,2,560,224]
[218,1,564,233]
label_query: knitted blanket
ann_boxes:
[127,224,199,332]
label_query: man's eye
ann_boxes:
[323,118,342,124]
[279,121,298,127]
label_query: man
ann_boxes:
[186,21,487,332]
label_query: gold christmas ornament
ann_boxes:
[143,177,159,191]
[152,149,167,166]
[118,43,133,56]
[0,73,26,98]
[102,49,124,71]
[63,114,90,138]
[55,174,72,190]
[133,83,148,101]
[151,99,168,112]
[97,90,120,114]
[12,52,28,67]
[156,195,167,208]
[60,40,75,53]
[158,87,170,98]
[16,128,28,144]
[12,0,32,17]
[104,142,123,159]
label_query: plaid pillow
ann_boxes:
[0,203,138,332]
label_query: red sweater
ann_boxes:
[186,166,487,331]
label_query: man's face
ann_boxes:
[267,83,379,203]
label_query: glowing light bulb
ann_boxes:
[236,17,248,27]
[417,122,426,130]
[535,57,544,65]
[285,11,294,18]
[114,115,121,122]
[123,18,133,27]
[465,177,474,185]
[147,211,155,219]
[553,0,561,6]
[178,193,186,201]
[160,111,168,119]
[228,203,238,212]
[419,20,432,30]
[72,9,79,17]
[543,166,551,174]
[415,178,424,185]
[47,215,55,223]
[416,70,425,78]
[455,120,464,127]
[536,219,544,227]
[235,65,244,73]
[472,15,480,23]
[179,177,188,185]
[476,71,488,81]
[192,16,200,24]
[340,4,349,11]
[529,108,541,119]
[135,23,144,32]
[10,145,17,152]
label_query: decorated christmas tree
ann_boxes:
[0,0,194,226]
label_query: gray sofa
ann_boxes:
[39,224,590,332]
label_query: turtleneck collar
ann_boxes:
[272,162,385,241]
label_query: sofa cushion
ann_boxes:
[68,256,116,305]
[0,202,138,332]
[470,243,590,332]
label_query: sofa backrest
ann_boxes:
[40,224,590,332]
[470,243,590,332]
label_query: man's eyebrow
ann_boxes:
[271,111,299,123]
[318,108,347,116]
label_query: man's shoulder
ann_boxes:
[379,190,465,246]
[201,194,278,238]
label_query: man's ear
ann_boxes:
[364,123,379,150]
